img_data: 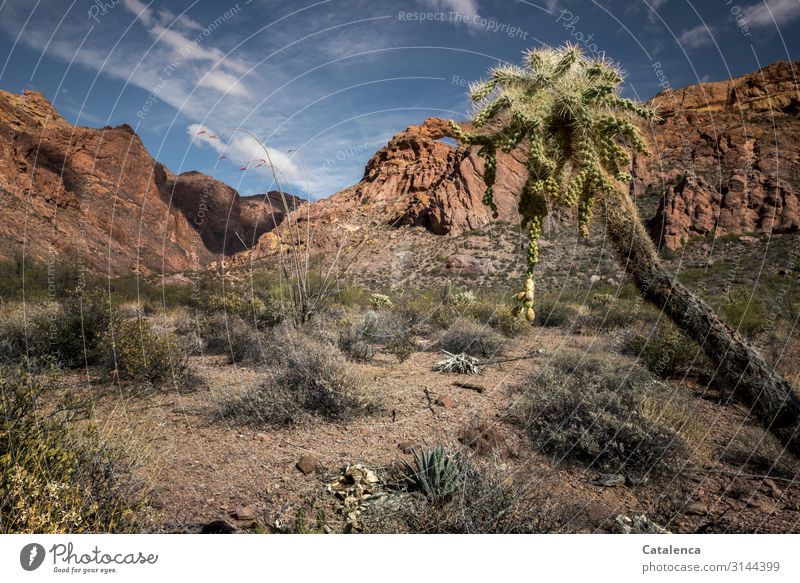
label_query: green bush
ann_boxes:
[0,291,115,368]
[0,365,146,533]
[220,331,378,426]
[622,320,707,378]
[103,319,188,387]
[176,311,264,364]
[513,352,688,480]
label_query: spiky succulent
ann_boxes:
[450,44,655,321]
[403,446,464,503]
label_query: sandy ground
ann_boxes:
[69,327,800,533]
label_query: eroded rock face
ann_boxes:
[251,117,528,260]
[639,61,800,249]
[0,89,299,274]
[363,117,526,234]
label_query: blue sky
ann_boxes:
[1,0,798,199]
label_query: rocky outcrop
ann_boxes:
[363,117,526,234]
[639,61,800,249]
[0,89,298,274]
[251,117,527,260]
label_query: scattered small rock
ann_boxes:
[296,455,318,475]
[435,394,457,408]
[615,514,670,534]
[233,506,256,521]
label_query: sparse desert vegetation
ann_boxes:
[0,257,797,534]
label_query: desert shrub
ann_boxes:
[0,291,115,368]
[434,319,505,358]
[385,330,417,363]
[579,300,635,332]
[0,365,146,533]
[535,299,582,328]
[220,332,378,426]
[622,320,707,378]
[337,324,376,362]
[207,291,286,328]
[719,425,800,481]
[719,289,769,339]
[513,352,689,480]
[103,319,188,387]
[0,302,57,364]
[338,311,414,362]
[466,301,527,337]
[176,311,264,364]
[51,291,117,367]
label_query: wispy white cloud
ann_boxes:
[678,24,715,49]
[742,0,800,28]
[188,123,303,184]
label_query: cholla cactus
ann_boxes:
[449,290,477,308]
[369,293,394,310]
[450,44,654,321]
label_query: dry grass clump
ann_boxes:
[0,365,147,533]
[433,319,506,358]
[512,352,689,480]
[219,331,379,426]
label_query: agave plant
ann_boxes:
[450,43,653,321]
[433,351,482,375]
[404,446,464,502]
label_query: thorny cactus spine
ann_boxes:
[449,43,655,321]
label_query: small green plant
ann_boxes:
[404,446,464,503]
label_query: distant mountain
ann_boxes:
[0,89,302,275]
